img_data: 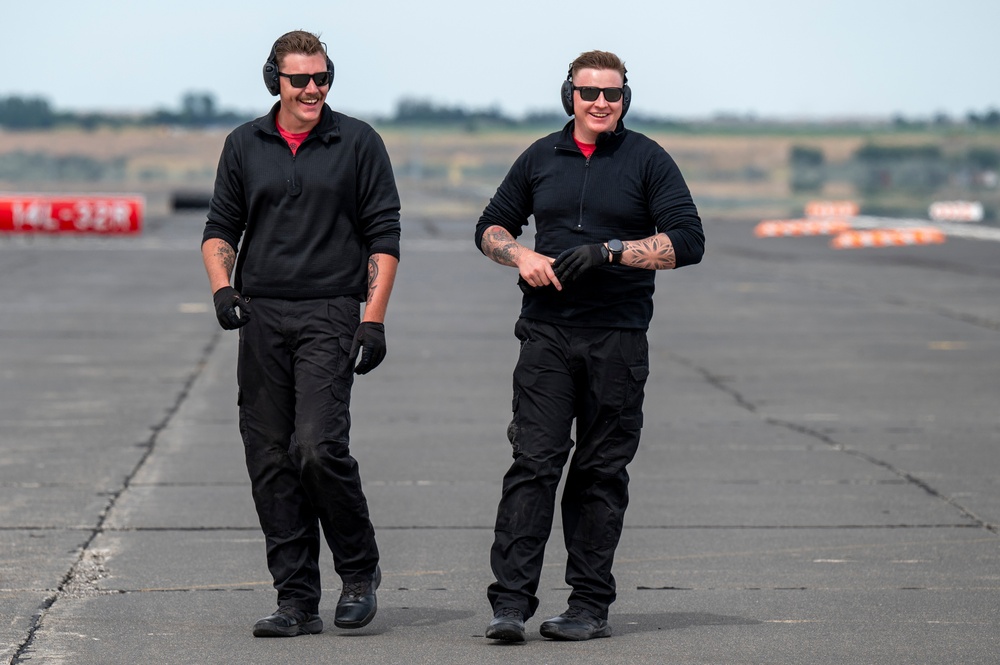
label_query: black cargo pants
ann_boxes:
[488,317,649,620]
[237,296,379,614]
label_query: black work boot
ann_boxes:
[485,607,526,642]
[334,565,381,629]
[539,606,612,641]
[252,606,323,637]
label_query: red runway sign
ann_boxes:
[0,195,144,234]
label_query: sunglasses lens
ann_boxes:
[576,87,623,102]
[604,88,623,102]
[285,72,330,87]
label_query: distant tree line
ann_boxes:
[789,141,1000,202]
[0,92,252,130]
[893,108,1000,129]
[3,92,1000,132]
[0,92,689,132]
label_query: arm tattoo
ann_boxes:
[367,256,380,301]
[627,234,676,270]
[481,227,522,267]
[215,243,237,277]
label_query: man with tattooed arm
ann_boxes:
[475,50,704,642]
[201,30,399,638]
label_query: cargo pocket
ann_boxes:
[237,388,249,444]
[508,319,536,458]
[620,364,649,431]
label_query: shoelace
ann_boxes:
[341,580,370,599]
[274,606,307,621]
[561,606,588,619]
[496,607,522,619]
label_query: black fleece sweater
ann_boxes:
[203,103,401,299]
[475,121,704,330]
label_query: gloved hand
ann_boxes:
[350,322,386,375]
[517,276,555,295]
[212,286,251,330]
[552,243,609,284]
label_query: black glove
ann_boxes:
[212,286,251,330]
[350,322,386,375]
[552,244,609,284]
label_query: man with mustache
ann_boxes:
[202,30,400,638]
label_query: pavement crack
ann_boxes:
[10,331,222,665]
[769,417,997,534]
[669,353,999,538]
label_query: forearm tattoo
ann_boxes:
[627,234,677,270]
[214,242,237,277]
[367,256,380,301]
[482,227,522,267]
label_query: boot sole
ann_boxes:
[539,622,612,641]
[485,621,526,642]
[252,617,323,637]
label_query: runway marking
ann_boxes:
[928,341,968,350]
[614,536,1000,564]
[766,619,821,624]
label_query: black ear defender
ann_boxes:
[560,65,631,119]
[262,40,336,96]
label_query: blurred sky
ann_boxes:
[5,0,998,120]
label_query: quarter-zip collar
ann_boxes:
[555,119,628,155]
[253,102,342,145]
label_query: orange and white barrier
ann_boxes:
[0,194,144,234]
[830,227,945,249]
[928,200,984,223]
[805,200,859,219]
[755,219,853,237]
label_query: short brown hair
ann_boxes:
[273,30,328,68]
[570,50,626,81]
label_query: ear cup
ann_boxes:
[325,56,336,86]
[561,78,575,116]
[620,83,631,119]
[263,42,280,96]
[560,65,574,116]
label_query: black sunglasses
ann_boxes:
[573,86,624,103]
[278,71,332,88]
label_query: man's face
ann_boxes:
[276,52,330,133]
[571,67,624,144]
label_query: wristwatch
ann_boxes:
[607,238,624,265]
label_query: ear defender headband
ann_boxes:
[262,40,336,96]
[560,64,631,119]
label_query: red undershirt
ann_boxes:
[574,138,596,159]
[276,122,311,155]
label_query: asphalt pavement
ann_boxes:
[1,183,999,664]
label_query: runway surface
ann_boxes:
[1,183,998,664]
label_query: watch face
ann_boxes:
[608,239,624,253]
